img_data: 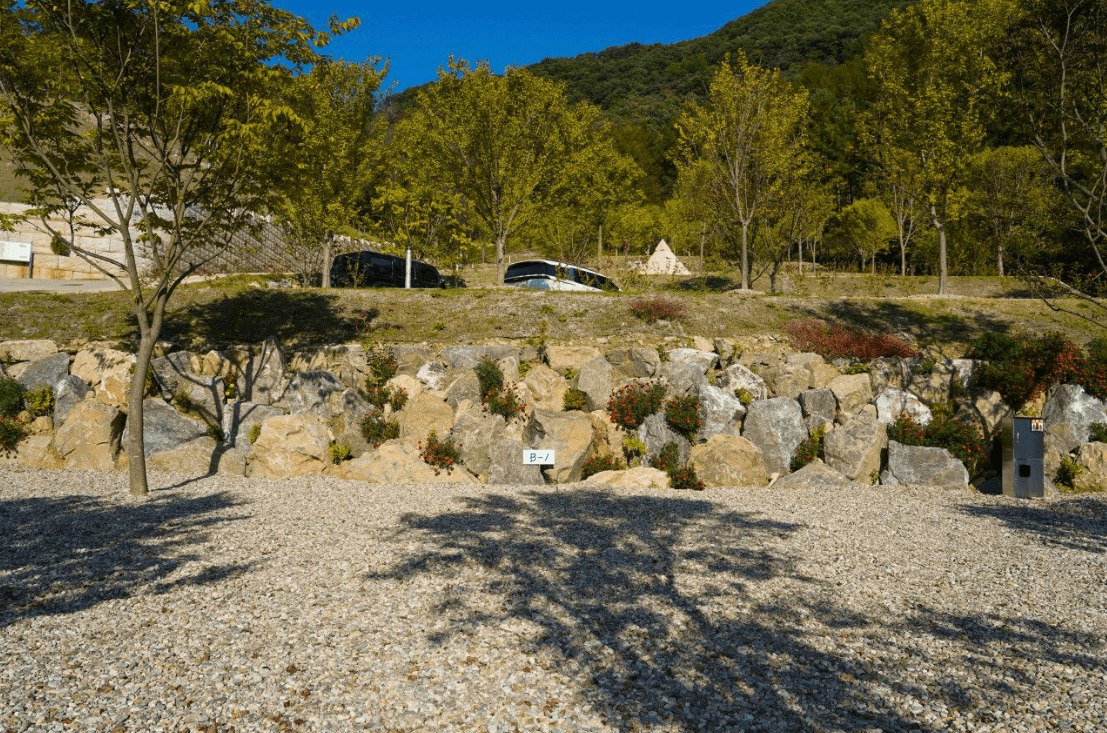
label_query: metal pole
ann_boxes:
[404,246,412,289]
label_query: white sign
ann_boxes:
[523,450,555,465]
[0,240,32,263]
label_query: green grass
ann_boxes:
[0,268,1102,355]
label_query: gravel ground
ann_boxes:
[1,465,1105,733]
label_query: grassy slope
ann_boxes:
[0,268,1099,358]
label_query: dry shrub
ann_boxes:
[783,319,918,362]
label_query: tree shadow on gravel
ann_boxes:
[960,497,1107,554]
[369,491,908,732]
[0,488,253,628]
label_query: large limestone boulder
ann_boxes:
[222,401,286,452]
[658,361,707,396]
[772,460,852,489]
[398,392,454,446]
[741,397,806,476]
[526,408,595,482]
[15,352,70,391]
[873,387,932,426]
[286,370,344,416]
[247,413,332,478]
[910,361,956,407]
[150,350,196,400]
[585,467,670,489]
[416,361,451,392]
[485,438,545,485]
[762,363,810,399]
[869,357,912,394]
[71,346,135,406]
[588,410,625,461]
[0,339,58,363]
[147,437,246,478]
[881,440,969,487]
[2,434,63,469]
[798,389,836,434]
[244,337,290,405]
[1075,442,1107,492]
[52,374,91,427]
[442,345,496,371]
[176,375,224,426]
[54,400,125,470]
[688,434,768,487]
[546,345,603,374]
[1042,384,1107,453]
[956,389,1011,441]
[828,373,874,418]
[716,363,767,401]
[452,411,509,476]
[807,362,841,391]
[605,347,660,378]
[697,384,745,441]
[523,364,569,411]
[664,348,717,374]
[637,412,692,467]
[387,374,424,401]
[444,370,482,409]
[391,345,432,377]
[823,414,887,483]
[574,357,613,411]
[337,440,478,484]
[328,389,374,458]
[122,398,208,456]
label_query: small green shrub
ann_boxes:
[420,430,460,474]
[629,296,688,323]
[1090,423,1107,444]
[206,424,224,442]
[432,321,446,331]
[563,388,588,411]
[622,435,647,466]
[518,361,531,379]
[790,424,826,472]
[0,377,23,417]
[562,367,577,382]
[22,385,54,417]
[665,394,702,438]
[581,454,626,479]
[0,415,27,455]
[330,441,352,464]
[607,381,666,430]
[173,389,195,413]
[539,304,555,315]
[366,350,398,387]
[360,408,400,448]
[1056,455,1083,489]
[888,405,988,476]
[247,423,262,444]
[734,387,754,406]
[476,357,505,396]
[650,442,681,474]
[846,363,870,375]
[669,465,705,491]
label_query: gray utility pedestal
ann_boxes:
[1002,416,1045,498]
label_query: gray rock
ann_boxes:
[452,412,510,477]
[416,361,451,391]
[52,374,91,427]
[1042,384,1107,453]
[762,363,810,399]
[637,412,692,467]
[664,348,717,374]
[868,357,911,394]
[442,345,517,371]
[798,388,837,433]
[222,401,286,450]
[329,389,374,458]
[54,400,125,470]
[713,338,738,368]
[658,361,707,396]
[881,440,969,487]
[910,361,956,407]
[574,357,613,411]
[605,347,660,378]
[245,337,289,405]
[150,350,196,400]
[177,374,224,426]
[716,363,768,401]
[486,438,545,485]
[15,352,70,391]
[697,384,745,441]
[741,397,807,476]
[123,398,208,457]
[823,414,887,483]
[872,387,932,426]
[391,345,432,377]
[445,370,482,409]
[828,373,874,417]
[286,370,344,416]
[773,460,853,489]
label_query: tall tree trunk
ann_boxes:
[899,230,907,277]
[495,233,506,285]
[997,242,1005,278]
[931,204,948,295]
[125,293,168,496]
[320,233,334,289]
[597,223,603,264]
[740,220,750,290]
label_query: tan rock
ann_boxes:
[54,400,125,470]
[398,392,454,446]
[29,415,53,434]
[546,345,603,375]
[807,363,840,390]
[688,434,768,488]
[246,414,331,478]
[337,440,478,483]
[0,339,58,363]
[828,373,874,417]
[6,434,63,469]
[71,346,135,407]
[588,410,624,461]
[1075,442,1107,492]
[387,374,425,400]
[523,364,570,411]
[526,409,595,482]
[148,437,246,478]
[585,466,670,489]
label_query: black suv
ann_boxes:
[330,251,444,288]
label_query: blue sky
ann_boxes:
[272,0,771,92]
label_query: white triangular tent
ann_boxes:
[638,239,691,275]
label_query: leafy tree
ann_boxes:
[863,0,1012,293]
[824,197,897,273]
[0,0,346,495]
[870,175,920,276]
[967,146,1057,277]
[271,58,387,287]
[675,51,810,290]
[412,58,609,285]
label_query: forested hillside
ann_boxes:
[529,0,910,127]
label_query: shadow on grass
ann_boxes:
[799,299,1017,346]
[157,289,369,347]
[368,490,1104,730]
[960,497,1107,554]
[0,487,252,628]
[666,275,742,293]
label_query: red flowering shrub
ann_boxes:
[665,394,702,438]
[629,297,688,323]
[669,465,705,491]
[888,405,988,476]
[607,381,666,430]
[0,415,27,455]
[420,430,460,475]
[650,442,681,474]
[970,332,1107,409]
[783,319,919,362]
[581,454,625,479]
